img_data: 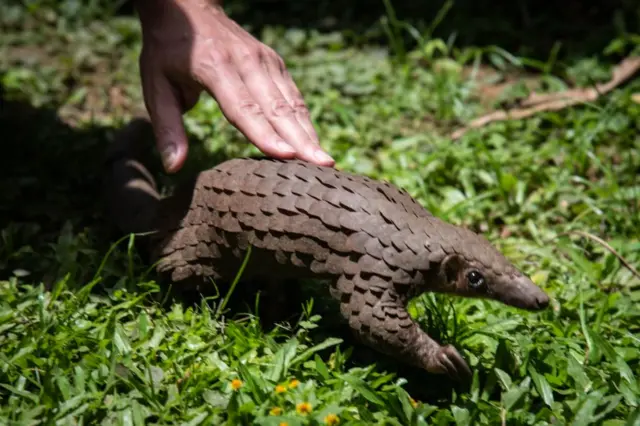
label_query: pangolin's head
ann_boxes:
[432,222,549,311]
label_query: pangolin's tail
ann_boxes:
[103,117,161,235]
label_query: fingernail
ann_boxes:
[277,140,296,153]
[161,145,177,171]
[313,149,334,165]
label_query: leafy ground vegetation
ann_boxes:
[1,0,640,424]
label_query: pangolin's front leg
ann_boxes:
[331,273,471,380]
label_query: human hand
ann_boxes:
[135,0,334,173]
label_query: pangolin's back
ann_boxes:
[152,157,463,285]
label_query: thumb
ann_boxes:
[142,73,189,174]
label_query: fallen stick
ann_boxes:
[451,56,640,140]
[552,230,640,282]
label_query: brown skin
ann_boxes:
[134,0,335,173]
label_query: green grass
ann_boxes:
[1,1,640,424]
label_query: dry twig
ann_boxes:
[554,230,640,281]
[451,56,640,140]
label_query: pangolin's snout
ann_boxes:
[534,290,550,309]
[497,274,550,311]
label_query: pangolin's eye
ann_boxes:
[466,270,485,288]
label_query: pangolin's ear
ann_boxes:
[441,254,465,285]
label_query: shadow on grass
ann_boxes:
[0,89,115,284]
[234,0,636,57]
[0,84,219,282]
[114,0,640,65]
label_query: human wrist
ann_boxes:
[135,0,225,41]
[134,0,225,21]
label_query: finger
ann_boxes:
[193,51,297,159]
[141,67,189,174]
[234,48,334,166]
[266,51,320,145]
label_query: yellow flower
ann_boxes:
[275,384,287,394]
[324,413,340,425]
[177,369,191,385]
[409,397,419,408]
[289,379,300,389]
[296,402,312,415]
[270,407,283,416]
[231,379,243,391]
[279,423,288,426]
